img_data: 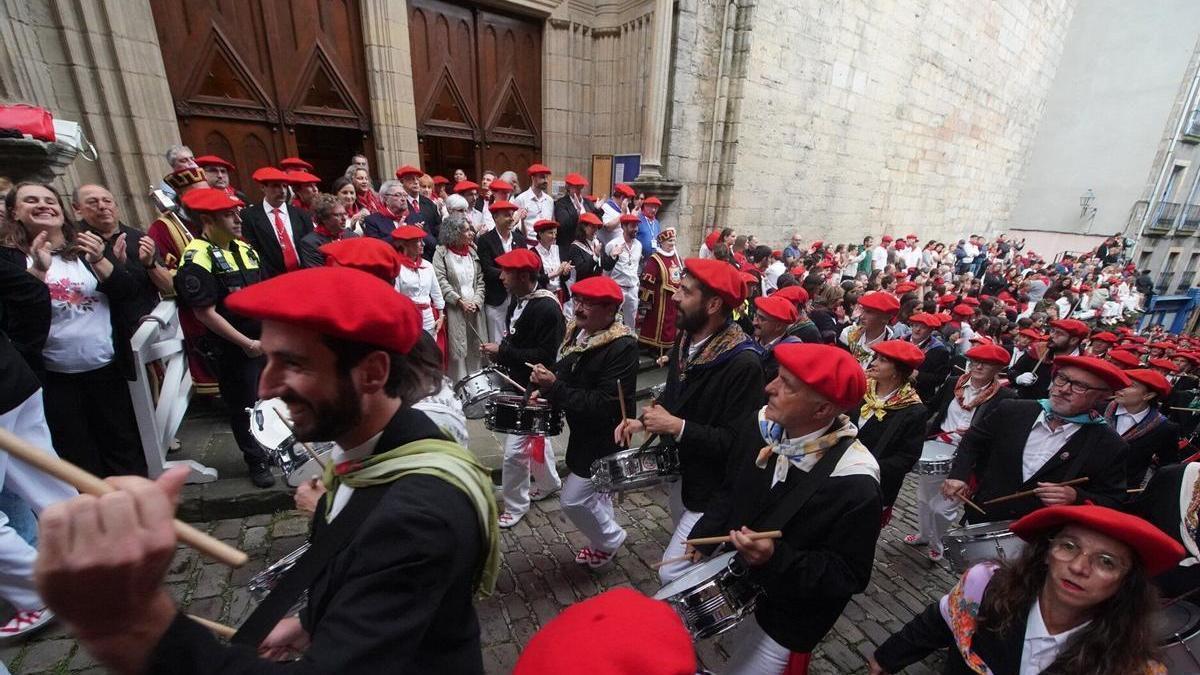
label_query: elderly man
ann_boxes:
[943,355,1131,523]
[158,144,198,198]
[782,233,804,265]
[395,165,442,243]
[752,294,800,383]
[686,344,882,674]
[1011,318,1088,399]
[552,172,598,256]
[838,291,898,368]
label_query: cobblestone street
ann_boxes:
[2,467,957,674]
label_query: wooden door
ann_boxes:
[408,0,542,180]
[151,0,373,198]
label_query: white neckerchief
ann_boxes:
[327,430,384,521]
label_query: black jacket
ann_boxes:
[909,337,951,403]
[689,425,882,652]
[1117,412,1180,487]
[924,375,1014,434]
[1125,462,1200,599]
[496,295,565,386]
[543,330,639,476]
[476,229,517,307]
[405,194,442,241]
[0,246,50,378]
[851,401,927,506]
[90,223,163,380]
[950,399,1128,522]
[785,318,823,344]
[298,231,360,269]
[562,241,602,295]
[241,202,314,278]
[147,406,485,674]
[552,194,600,258]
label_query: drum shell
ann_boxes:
[454,367,510,419]
[653,552,761,639]
[590,444,680,493]
[941,520,1025,574]
[484,395,564,436]
[915,439,956,476]
[1156,601,1200,674]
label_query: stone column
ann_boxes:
[360,0,421,174]
[635,0,673,180]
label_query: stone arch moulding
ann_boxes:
[176,23,277,125]
[419,64,479,142]
[285,41,371,132]
[484,75,539,147]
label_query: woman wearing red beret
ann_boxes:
[871,505,1185,675]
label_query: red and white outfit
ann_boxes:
[395,257,444,333]
[604,237,641,329]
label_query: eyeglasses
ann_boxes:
[1050,372,1107,395]
[381,192,404,199]
[1048,537,1129,578]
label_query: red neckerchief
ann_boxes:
[313,224,342,239]
[448,244,471,257]
[953,373,1005,411]
[222,186,238,199]
[356,190,386,215]
[398,254,422,270]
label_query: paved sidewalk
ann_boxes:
[1,471,955,674]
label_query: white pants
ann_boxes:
[485,298,512,343]
[501,433,560,517]
[0,390,80,608]
[723,617,794,675]
[659,480,705,585]
[561,473,625,552]
[619,285,638,330]
[916,473,964,555]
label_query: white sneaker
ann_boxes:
[529,486,559,502]
[0,609,54,642]
[498,512,524,529]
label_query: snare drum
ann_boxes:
[1158,601,1200,674]
[454,367,512,419]
[653,551,761,639]
[916,439,956,475]
[484,394,564,436]
[247,399,334,487]
[590,439,680,493]
[941,520,1026,574]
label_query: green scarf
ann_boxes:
[321,438,501,597]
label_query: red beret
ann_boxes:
[1150,341,1175,351]
[859,292,900,315]
[533,219,559,232]
[1126,368,1172,399]
[227,267,421,354]
[952,303,975,318]
[643,196,662,207]
[286,171,321,185]
[1049,319,1090,339]
[704,230,723,249]
[570,275,624,305]
[278,157,313,171]
[872,339,925,369]
[432,175,449,185]
[906,233,918,239]
[1107,349,1142,369]
[563,172,588,187]
[774,343,866,409]
[390,225,427,241]
[395,165,423,179]
[578,212,603,226]
[754,295,798,323]
[613,183,636,198]
[1052,355,1132,390]
[495,248,541,272]
[938,294,958,306]
[1125,335,1148,344]
[1177,351,1200,365]
[773,285,809,306]
[489,179,513,192]
[180,187,244,213]
[908,312,942,328]
[618,213,640,224]
[1010,505,1185,577]
[194,155,235,170]
[514,589,695,675]
[1148,357,1180,373]
[739,271,758,285]
[1131,345,1151,355]
[1017,328,1046,341]
[880,235,893,243]
[894,282,917,294]
[319,238,401,282]
[1090,331,1118,344]
[683,258,745,308]
[527,163,552,175]
[453,180,479,193]
[962,296,980,307]
[251,167,291,184]
[965,342,1011,365]
[489,200,518,213]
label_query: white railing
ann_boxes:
[128,300,218,483]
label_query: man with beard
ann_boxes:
[615,259,765,583]
[552,172,599,256]
[35,266,498,674]
[942,356,1130,523]
[752,294,800,383]
[1011,318,1088,399]
[481,248,565,528]
[637,227,683,351]
[195,155,247,203]
[903,312,950,402]
[513,164,554,241]
[172,188,275,488]
[838,291,899,369]
[529,275,639,568]
[685,344,881,674]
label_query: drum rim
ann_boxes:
[248,398,295,449]
[654,551,738,598]
[945,520,1016,539]
[1159,600,1200,641]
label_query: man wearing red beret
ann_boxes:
[944,356,1132,523]
[774,285,822,344]
[687,344,882,673]
[477,200,521,342]
[615,258,765,583]
[752,295,801,382]
[634,195,662,255]
[240,167,314,278]
[838,291,898,369]
[598,183,635,249]
[903,312,951,402]
[529,275,639,567]
[173,188,275,488]
[601,213,643,329]
[394,165,442,243]
[481,249,565,527]
[552,172,601,259]
[1086,330,1117,358]
[637,226,683,351]
[1010,318,1086,399]
[513,163,554,238]
[37,267,497,674]
[1106,369,1180,487]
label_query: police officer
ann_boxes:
[173,188,274,487]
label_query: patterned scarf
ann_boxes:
[559,318,631,358]
[1181,462,1200,563]
[953,373,1006,412]
[1103,401,1167,442]
[859,380,923,421]
[847,324,891,365]
[755,410,861,485]
[676,320,755,383]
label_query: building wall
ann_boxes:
[1009,0,1200,238]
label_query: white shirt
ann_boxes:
[327,431,383,521]
[872,245,888,271]
[263,199,297,250]
[536,243,563,293]
[396,261,445,332]
[1022,411,1082,481]
[1112,405,1150,436]
[1019,598,1090,674]
[598,200,625,248]
[513,188,553,233]
[605,237,642,288]
[763,260,786,292]
[42,256,115,373]
[941,382,983,437]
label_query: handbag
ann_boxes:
[0,104,55,142]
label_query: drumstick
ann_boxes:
[1170,407,1200,414]
[187,614,237,639]
[1126,488,1145,494]
[683,530,783,546]
[617,380,628,420]
[982,477,1089,506]
[650,553,695,570]
[493,369,527,393]
[0,426,248,568]
[272,408,328,471]
[465,317,485,345]
[960,495,987,516]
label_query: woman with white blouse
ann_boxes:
[391,224,445,337]
[432,214,486,382]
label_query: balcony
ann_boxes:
[1158,271,1177,292]
[1150,201,1182,233]
[1181,204,1200,234]
[1178,270,1197,291]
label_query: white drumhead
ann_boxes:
[249,398,294,448]
[654,551,738,599]
[920,440,956,462]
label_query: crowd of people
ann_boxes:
[0,146,1199,674]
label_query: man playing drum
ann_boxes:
[686,344,883,674]
[529,275,639,568]
[34,267,499,673]
[943,355,1131,523]
[902,342,1014,561]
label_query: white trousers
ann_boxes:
[619,285,638,330]
[659,480,705,585]
[916,473,964,555]
[485,298,512,343]
[501,433,560,517]
[0,390,80,609]
[722,617,794,675]
[560,473,625,552]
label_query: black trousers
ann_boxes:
[212,348,268,468]
[43,362,148,478]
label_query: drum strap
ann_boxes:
[230,485,389,646]
[754,437,852,533]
